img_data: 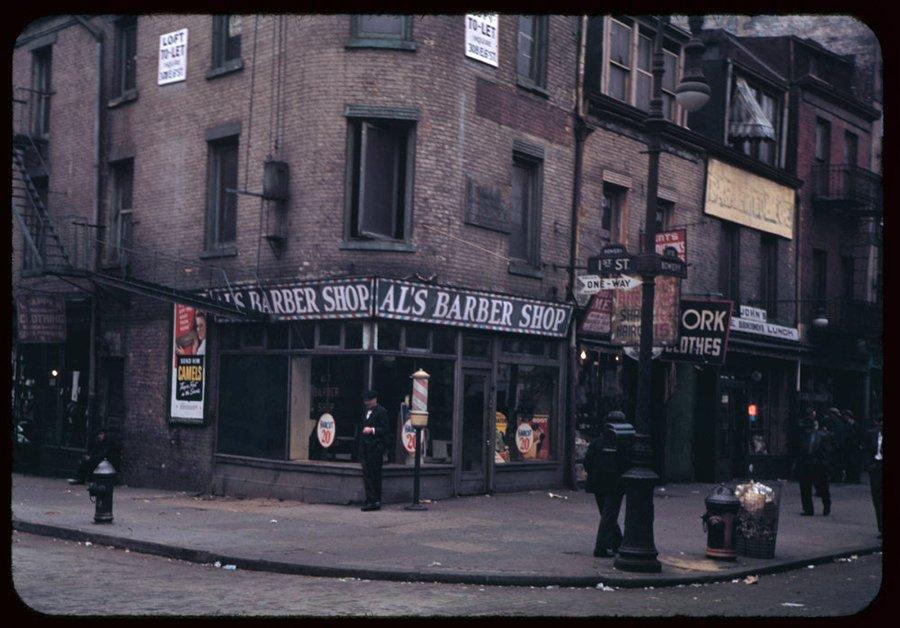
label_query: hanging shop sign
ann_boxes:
[729,313,800,341]
[208,278,374,321]
[158,28,188,85]
[170,303,206,422]
[317,413,336,448]
[465,14,499,67]
[610,273,680,346]
[579,290,613,336]
[704,158,795,239]
[661,299,733,365]
[375,279,573,338]
[16,294,66,343]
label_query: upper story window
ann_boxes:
[517,15,548,91]
[108,159,134,263]
[728,76,781,167]
[205,136,239,251]
[815,118,831,165]
[601,183,625,244]
[844,131,858,167]
[113,16,137,99]
[603,17,682,123]
[212,15,242,68]
[345,117,415,245]
[348,15,415,51]
[31,46,52,137]
[509,148,543,270]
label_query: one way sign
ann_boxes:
[601,275,642,290]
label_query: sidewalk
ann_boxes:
[11,473,881,588]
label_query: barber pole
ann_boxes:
[411,370,429,415]
[406,369,430,511]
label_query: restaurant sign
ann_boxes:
[376,279,572,338]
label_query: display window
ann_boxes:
[495,363,557,462]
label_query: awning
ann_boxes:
[729,77,775,140]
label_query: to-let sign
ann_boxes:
[317,414,335,448]
[158,28,188,85]
[516,423,534,454]
[465,14,499,67]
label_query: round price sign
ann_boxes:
[515,423,534,455]
[402,419,426,454]
[317,413,335,448]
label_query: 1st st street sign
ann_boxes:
[589,244,634,275]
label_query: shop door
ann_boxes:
[459,369,492,495]
[718,381,750,480]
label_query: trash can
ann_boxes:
[733,480,782,559]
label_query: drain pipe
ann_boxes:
[74,15,104,434]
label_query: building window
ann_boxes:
[495,364,557,463]
[760,235,778,316]
[509,153,542,267]
[815,118,831,166]
[841,256,854,301]
[655,199,673,235]
[720,223,740,303]
[212,15,242,68]
[205,136,239,250]
[728,78,780,166]
[812,249,827,301]
[114,16,137,98]
[217,355,288,460]
[31,46,52,136]
[108,160,134,263]
[348,15,414,49]
[345,118,414,243]
[844,131,858,167]
[601,183,625,244]
[22,176,48,270]
[605,18,681,122]
[517,15,548,90]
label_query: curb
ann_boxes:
[13,519,882,589]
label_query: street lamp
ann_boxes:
[614,15,709,574]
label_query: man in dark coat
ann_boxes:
[841,409,864,484]
[359,389,389,511]
[867,414,883,538]
[824,407,845,482]
[795,416,834,516]
[583,411,629,557]
[68,428,116,485]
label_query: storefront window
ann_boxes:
[373,357,454,464]
[345,322,364,349]
[462,334,491,359]
[377,322,401,350]
[290,323,314,350]
[217,354,288,459]
[495,363,557,462]
[405,324,429,351]
[433,328,456,355]
[318,322,341,347]
[308,356,368,462]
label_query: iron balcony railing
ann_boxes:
[810,164,883,215]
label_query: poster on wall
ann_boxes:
[158,28,188,85]
[170,303,206,422]
[465,14,499,67]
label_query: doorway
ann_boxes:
[458,368,492,495]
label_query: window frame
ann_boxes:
[204,135,240,253]
[342,110,417,251]
[508,149,543,273]
[113,16,137,101]
[516,15,549,93]
[31,46,52,137]
[728,76,782,166]
[107,159,135,264]
[347,15,416,51]
[760,235,778,317]
[601,183,627,245]
[210,15,243,76]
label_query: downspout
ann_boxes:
[74,15,103,434]
[565,15,589,489]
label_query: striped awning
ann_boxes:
[729,77,775,140]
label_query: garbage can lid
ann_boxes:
[92,459,117,477]
[706,484,740,508]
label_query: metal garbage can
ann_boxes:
[733,480,782,559]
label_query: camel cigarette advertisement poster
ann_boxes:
[170,303,206,422]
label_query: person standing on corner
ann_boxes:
[359,389,388,511]
[867,414,883,539]
[795,415,834,516]
[583,410,627,557]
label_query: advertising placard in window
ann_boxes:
[158,28,188,85]
[170,303,205,422]
[465,14,499,67]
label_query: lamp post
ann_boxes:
[405,369,430,511]
[614,15,709,573]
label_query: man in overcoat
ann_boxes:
[359,389,389,511]
[583,411,629,557]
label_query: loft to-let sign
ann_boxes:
[465,14,499,67]
[158,28,188,85]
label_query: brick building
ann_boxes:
[12,14,882,499]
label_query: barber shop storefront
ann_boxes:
[206,277,572,504]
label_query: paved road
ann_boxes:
[12,531,882,617]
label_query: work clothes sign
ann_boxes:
[661,299,733,365]
[170,303,206,422]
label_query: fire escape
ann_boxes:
[12,134,267,321]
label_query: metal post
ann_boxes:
[405,426,427,511]
[614,16,668,574]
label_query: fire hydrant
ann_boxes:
[701,484,740,560]
[87,459,117,524]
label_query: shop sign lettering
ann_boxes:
[465,14,499,67]
[661,299,733,365]
[317,413,335,448]
[375,279,572,338]
[209,278,374,321]
[730,316,800,341]
[16,294,66,343]
[170,303,205,422]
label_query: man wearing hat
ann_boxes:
[583,410,629,557]
[359,389,389,511]
[794,414,834,516]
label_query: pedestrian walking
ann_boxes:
[583,411,628,557]
[358,389,389,511]
[67,428,118,485]
[794,415,834,516]
[824,407,845,482]
[867,414,883,538]
[841,409,864,484]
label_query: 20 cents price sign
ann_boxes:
[402,419,426,454]
[516,423,534,455]
[317,414,335,448]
